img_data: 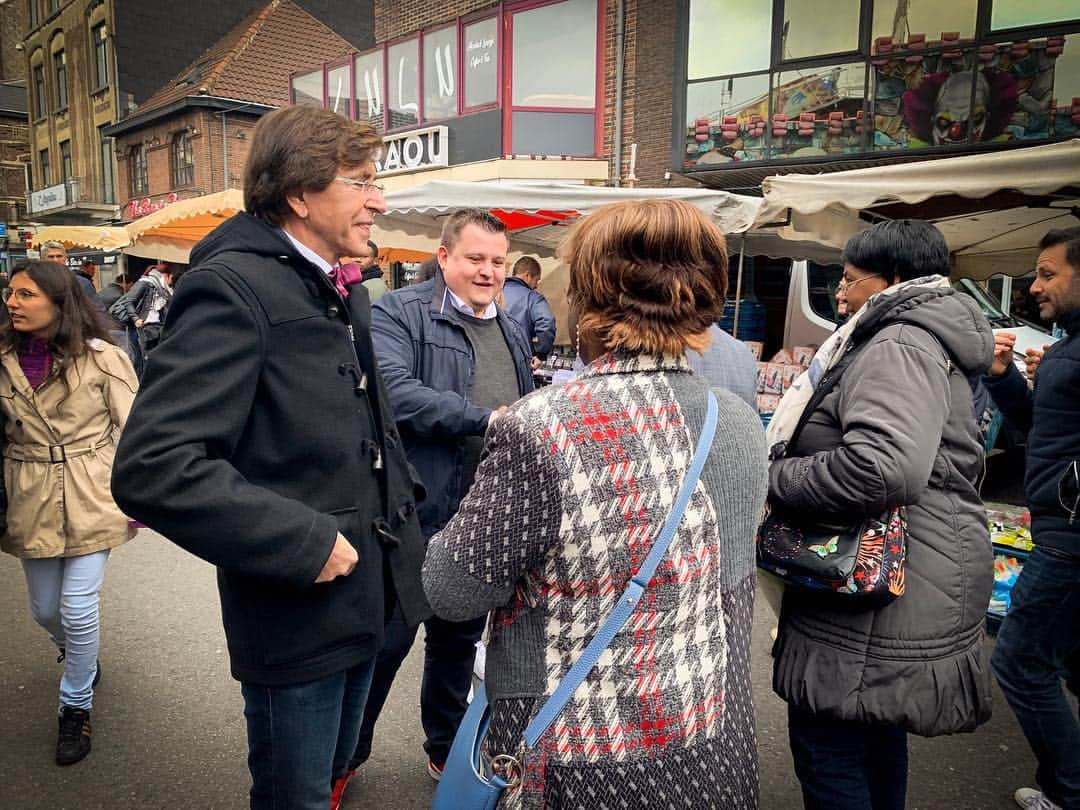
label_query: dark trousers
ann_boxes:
[788,705,908,810]
[992,545,1080,810]
[350,601,485,769]
[242,659,376,810]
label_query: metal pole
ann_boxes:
[613,0,625,187]
[732,238,745,338]
[221,111,228,192]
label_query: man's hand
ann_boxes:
[1024,345,1049,381]
[315,533,358,583]
[530,356,542,370]
[134,318,144,328]
[988,332,1017,377]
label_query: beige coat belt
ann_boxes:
[4,438,111,464]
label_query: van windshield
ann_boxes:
[953,278,1015,328]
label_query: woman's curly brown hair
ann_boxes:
[561,199,728,356]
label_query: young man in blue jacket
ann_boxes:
[502,254,556,367]
[348,208,534,785]
[986,227,1080,810]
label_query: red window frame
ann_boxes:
[288,66,327,108]
[325,56,354,119]
[385,32,421,134]
[353,45,386,130]
[502,0,605,157]
[420,20,459,124]
[460,8,502,115]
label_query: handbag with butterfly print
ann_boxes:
[757,505,907,605]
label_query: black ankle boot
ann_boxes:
[56,706,91,766]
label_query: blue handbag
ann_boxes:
[432,392,719,809]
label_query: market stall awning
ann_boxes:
[125,189,244,262]
[375,180,764,257]
[31,225,130,251]
[753,139,1080,278]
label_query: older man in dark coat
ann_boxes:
[112,106,429,810]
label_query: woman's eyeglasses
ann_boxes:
[838,275,878,292]
[3,288,39,302]
[1061,460,1079,525]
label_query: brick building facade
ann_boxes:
[107,0,356,222]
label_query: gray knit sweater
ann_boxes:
[423,352,768,809]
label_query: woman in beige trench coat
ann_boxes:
[0,260,137,766]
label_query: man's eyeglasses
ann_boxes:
[335,176,386,196]
[1060,460,1079,525]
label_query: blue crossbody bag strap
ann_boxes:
[523,391,719,749]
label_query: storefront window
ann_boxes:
[353,50,383,131]
[511,0,596,108]
[772,63,866,158]
[463,17,497,109]
[327,63,351,117]
[870,0,976,45]
[684,73,770,167]
[423,25,458,121]
[291,70,322,107]
[388,38,419,129]
[781,0,860,61]
[991,0,1079,31]
[688,0,771,80]
[871,34,1079,151]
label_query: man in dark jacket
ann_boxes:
[987,227,1080,810]
[357,239,388,302]
[502,255,556,366]
[111,106,429,810]
[348,208,534,782]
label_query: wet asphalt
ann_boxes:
[0,528,1044,809]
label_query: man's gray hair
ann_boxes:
[41,240,66,252]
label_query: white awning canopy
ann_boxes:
[754,139,1080,278]
[375,180,765,257]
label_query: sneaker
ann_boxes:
[329,769,355,810]
[426,760,444,782]
[56,706,91,766]
[1014,787,1062,810]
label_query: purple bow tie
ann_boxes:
[329,263,362,298]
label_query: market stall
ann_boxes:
[31,226,130,252]
[124,188,245,264]
[753,138,1080,278]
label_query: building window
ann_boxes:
[463,16,498,110]
[327,61,352,117]
[99,125,115,204]
[509,0,599,155]
[171,131,194,188]
[423,25,458,121]
[39,148,50,186]
[681,0,1080,169]
[47,0,58,14]
[387,37,419,129]
[54,50,68,109]
[130,144,148,196]
[353,50,383,130]
[780,0,860,61]
[991,0,1076,30]
[60,140,72,182]
[290,69,323,106]
[33,63,46,118]
[92,23,109,89]
[28,0,38,30]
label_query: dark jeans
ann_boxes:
[242,659,376,810]
[350,601,485,769]
[991,545,1080,810]
[788,705,908,810]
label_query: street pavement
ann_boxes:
[0,528,1044,809]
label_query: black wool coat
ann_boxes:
[112,213,430,686]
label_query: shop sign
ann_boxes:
[0,224,7,238]
[30,183,67,214]
[128,192,178,219]
[377,125,449,177]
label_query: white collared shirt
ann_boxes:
[280,228,335,276]
[444,287,497,320]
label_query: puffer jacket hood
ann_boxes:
[854,283,994,377]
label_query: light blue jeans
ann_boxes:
[22,550,110,712]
